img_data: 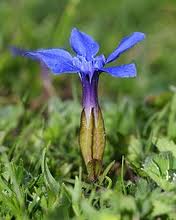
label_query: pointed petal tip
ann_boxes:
[133,32,146,40]
[118,63,137,78]
[128,63,137,77]
[9,46,26,56]
[71,27,76,34]
[100,63,137,78]
[106,32,146,64]
[71,27,81,38]
[72,27,79,32]
[70,27,99,60]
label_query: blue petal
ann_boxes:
[70,28,99,60]
[106,32,145,63]
[100,63,137,78]
[10,47,79,74]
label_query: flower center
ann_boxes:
[72,55,105,81]
[73,56,94,76]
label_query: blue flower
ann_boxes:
[11,28,145,181]
[11,28,145,81]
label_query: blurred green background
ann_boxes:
[1,0,176,102]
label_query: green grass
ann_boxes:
[0,95,176,219]
[1,0,176,219]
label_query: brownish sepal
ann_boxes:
[87,159,102,182]
[79,106,105,182]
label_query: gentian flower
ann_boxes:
[11,28,145,181]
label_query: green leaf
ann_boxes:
[151,191,176,218]
[143,152,176,191]
[127,136,143,168]
[41,148,60,194]
[153,136,176,159]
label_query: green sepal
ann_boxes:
[79,106,105,181]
